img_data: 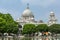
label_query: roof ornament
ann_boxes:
[27,3,29,9]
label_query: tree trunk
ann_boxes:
[8,33,10,40]
[2,33,4,40]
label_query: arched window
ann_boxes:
[18,25,22,28]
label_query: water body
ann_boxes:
[0,36,60,40]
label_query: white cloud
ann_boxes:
[21,0,56,7]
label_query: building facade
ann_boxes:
[48,11,57,26]
[16,4,57,32]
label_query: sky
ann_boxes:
[0,0,60,23]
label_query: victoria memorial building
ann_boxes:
[16,4,57,32]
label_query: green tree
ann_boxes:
[22,24,36,36]
[5,14,18,34]
[36,24,48,32]
[49,24,60,39]
[0,13,6,34]
[0,13,18,40]
[0,13,19,34]
[49,24,60,34]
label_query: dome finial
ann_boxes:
[27,3,29,9]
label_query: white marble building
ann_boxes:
[16,4,57,31]
[48,11,57,26]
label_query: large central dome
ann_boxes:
[22,4,34,17]
[22,8,34,17]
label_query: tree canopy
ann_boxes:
[22,24,36,34]
[36,24,48,32]
[0,13,18,34]
[49,24,60,34]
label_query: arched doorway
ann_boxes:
[18,25,22,35]
[18,25,22,28]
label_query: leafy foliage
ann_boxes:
[22,24,36,34]
[36,24,48,32]
[49,24,60,34]
[0,13,18,34]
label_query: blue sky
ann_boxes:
[0,0,60,23]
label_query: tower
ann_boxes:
[22,3,34,21]
[48,11,57,26]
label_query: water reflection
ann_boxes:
[0,36,60,40]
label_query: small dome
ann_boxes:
[39,20,44,23]
[37,20,44,23]
[50,11,54,15]
[50,11,54,13]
